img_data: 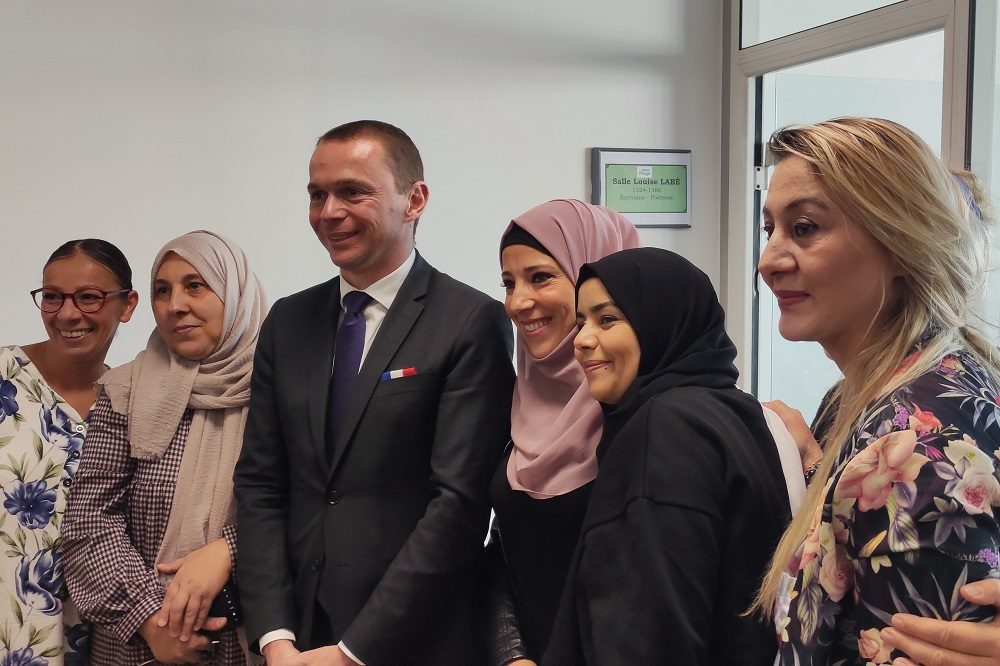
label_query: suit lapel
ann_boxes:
[326,254,432,479]
[308,277,340,463]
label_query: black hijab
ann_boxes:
[576,247,739,454]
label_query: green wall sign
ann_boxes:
[591,148,692,228]
[604,164,688,214]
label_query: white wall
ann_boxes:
[1,0,725,367]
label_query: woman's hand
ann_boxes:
[764,400,822,471]
[882,579,1000,665]
[139,612,226,663]
[155,538,232,641]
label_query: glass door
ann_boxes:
[970,0,1000,344]
[726,0,974,414]
[754,31,946,420]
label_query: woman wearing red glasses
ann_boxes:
[1,239,137,664]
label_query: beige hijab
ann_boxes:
[97,229,266,572]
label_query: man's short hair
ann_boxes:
[317,120,423,194]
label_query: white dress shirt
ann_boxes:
[258,251,416,665]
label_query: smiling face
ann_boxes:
[574,277,640,404]
[152,254,225,361]
[39,253,138,363]
[501,244,577,359]
[758,156,901,369]
[307,136,428,289]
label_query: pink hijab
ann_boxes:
[502,199,640,498]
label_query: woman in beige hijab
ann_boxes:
[63,230,266,665]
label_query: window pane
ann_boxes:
[754,31,943,422]
[969,2,1000,345]
[741,0,903,48]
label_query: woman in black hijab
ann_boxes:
[543,247,790,665]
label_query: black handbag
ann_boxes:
[208,580,242,627]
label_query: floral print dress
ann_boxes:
[0,346,89,665]
[775,351,1000,665]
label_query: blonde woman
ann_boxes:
[753,117,1000,666]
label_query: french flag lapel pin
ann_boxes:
[380,367,417,382]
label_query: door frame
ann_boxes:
[720,0,972,387]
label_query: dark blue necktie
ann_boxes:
[327,290,373,462]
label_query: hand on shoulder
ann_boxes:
[882,579,1000,665]
[764,399,822,471]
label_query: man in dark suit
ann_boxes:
[235,120,514,666]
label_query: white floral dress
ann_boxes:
[0,346,89,665]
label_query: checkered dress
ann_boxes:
[63,394,245,665]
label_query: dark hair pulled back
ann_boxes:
[45,239,133,290]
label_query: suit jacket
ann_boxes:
[235,253,514,665]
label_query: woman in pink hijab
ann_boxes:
[487,199,640,666]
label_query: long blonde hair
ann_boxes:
[753,117,999,614]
